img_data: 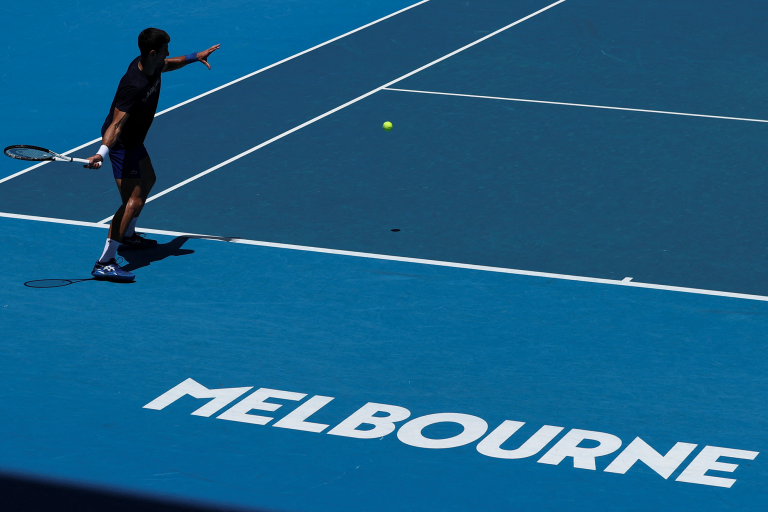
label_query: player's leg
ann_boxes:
[91,145,143,281]
[138,152,157,199]
[110,178,144,241]
[120,146,158,249]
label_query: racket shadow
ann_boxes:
[24,278,96,288]
[118,236,195,272]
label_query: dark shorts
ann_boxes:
[109,143,149,179]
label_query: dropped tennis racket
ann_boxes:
[4,145,90,164]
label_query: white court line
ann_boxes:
[152,0,429,118]
[3,210,768,302]
[0,212,109,229]
[0,0,430,187]
[383,88,768,123]
[97,0,569,225]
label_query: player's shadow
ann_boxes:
[118,236,195,272]
[24,237,196,288]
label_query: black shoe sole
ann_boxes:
[92,274,135,283]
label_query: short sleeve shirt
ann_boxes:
[101,56,162,149]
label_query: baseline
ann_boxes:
[98,0,569,224]
[0,0,430,187]
[3,211,767,303]
[383,88,768,124]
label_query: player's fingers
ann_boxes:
[85,155,102,169]
[204,60,211,70]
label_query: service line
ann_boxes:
[2,210,768,303]
[383,88,768,123]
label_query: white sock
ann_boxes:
[125,217,138,237]
[98,239,121,264]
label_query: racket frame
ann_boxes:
[4,145,90,164]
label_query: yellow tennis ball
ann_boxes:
[383,121,393,131]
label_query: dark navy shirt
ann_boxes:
[101,56,162,149]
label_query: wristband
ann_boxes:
[185,52,198,63]
[97,145,109,159]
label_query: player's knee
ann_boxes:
[127,196,145,211]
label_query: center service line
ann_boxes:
[98,0,569,224]
[0,0,430,187]
[3,210,768,303]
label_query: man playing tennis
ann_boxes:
[86,28,219,282]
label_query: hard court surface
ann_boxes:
[1,1,767,510]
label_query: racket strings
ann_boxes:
[6,147,55,160]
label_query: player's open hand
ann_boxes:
[197,44,221,70]
[85,155,103,169]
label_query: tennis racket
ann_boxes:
[4,145,90,164]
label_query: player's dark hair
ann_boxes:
[138,28,170,58]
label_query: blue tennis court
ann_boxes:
[1,0,766,510]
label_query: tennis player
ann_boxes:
[86,28,219,281]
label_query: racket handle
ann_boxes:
[71,157,90,163]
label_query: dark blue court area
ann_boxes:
[2,0,767,510]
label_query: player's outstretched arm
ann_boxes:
[85,108,129,169]
[163,44,221,73]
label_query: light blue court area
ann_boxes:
[0,215,767,511]
[3,0,768,510]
